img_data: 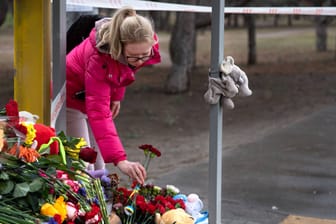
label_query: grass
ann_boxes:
[189,25,336,65]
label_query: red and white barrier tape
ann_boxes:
[67,0,336,16]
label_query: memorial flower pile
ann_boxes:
[0,100,109,224]
[0,100,208,224]
[99,144,188,224]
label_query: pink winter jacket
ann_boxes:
[66,26,161,165]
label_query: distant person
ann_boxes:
[66,6,161,185]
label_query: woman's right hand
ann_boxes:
[117,160,147,185]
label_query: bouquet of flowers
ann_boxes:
[0,100,109,224]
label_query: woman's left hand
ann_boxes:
[110,101,121,119]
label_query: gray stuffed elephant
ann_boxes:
[204,56,252,109]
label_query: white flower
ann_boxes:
[166,184,180,194]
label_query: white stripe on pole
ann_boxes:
[67,0,336,16]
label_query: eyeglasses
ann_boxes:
[126,49,153,63]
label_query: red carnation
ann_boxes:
[79,147,97,163]
[147,203,157,214]
[138,144,161,157]
[84,204,102,224]
[139,144,152,150]
[149,146,161,157]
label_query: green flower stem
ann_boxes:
[0,211,36,224]
[143,155,151,171]
[75,173,91,183]
[93,178,109,224]
[26,163,91,211]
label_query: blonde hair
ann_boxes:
[97,6,155,60]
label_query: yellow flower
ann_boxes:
[40,196,67,222]
[21,122,36,145]
[54,196,67,222]
[75,138,87,149]
[40,203,58,217]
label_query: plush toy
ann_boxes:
[19,111,40,124]
[33,123,59,154]
[184,194,208,224]
[204,56,252,109]
[0,122,5,151]
[19,111,59,154]
[204,74,238,109]
[155,208,195,224]
[220,56,252,98]
[108,211,121,224]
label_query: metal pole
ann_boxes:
[208,1,225,223]
[14,0,51,123]
[52,0,67,131]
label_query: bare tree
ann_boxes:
[245,14,257,65]
[303,0,335,52]
[315,16,330,52]
[164,1,197,93]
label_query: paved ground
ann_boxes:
[154,106,336,223]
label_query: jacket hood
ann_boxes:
[95,18,112,54]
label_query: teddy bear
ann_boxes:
[155,208,195,224]
[204,56,252,109]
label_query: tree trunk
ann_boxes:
[165,5,196,93]
[150,11,172,31]
[273,15,279,27]
[245,15,257,65]
[287,15,292,26]
[315,16,328,52]
[0,0,8,27]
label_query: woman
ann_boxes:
[66,6,161,185]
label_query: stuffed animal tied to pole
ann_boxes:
[204,56,252,109]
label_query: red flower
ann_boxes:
[139,144,152,150]
[15,124,27,135]
[149,146,161,157]
[53,214,62,224]
[156,204,166,214]
[84,204,102,224]
[138,144,161,157]
[5,100,19,116]
[4,100,19,126]
[79,147,97,163]
[147,203,157,214]
[174,199,186,209]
